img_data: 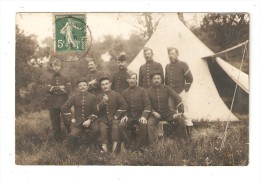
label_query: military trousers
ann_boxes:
[148,113,189,142]
[49,108,71,141]
[98,119,120,145]
[66,120,99,147]
[118,118,148,150]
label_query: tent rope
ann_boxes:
[219,41,248,151]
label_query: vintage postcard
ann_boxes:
[15,12,249,166]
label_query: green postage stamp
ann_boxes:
[53,13,87,52]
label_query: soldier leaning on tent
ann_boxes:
[139,47,164,88]
[45,59,71,142]
[61,79,99,150]
[165,47,193,137]
[147,71,189,141]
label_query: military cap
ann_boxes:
[150,71,162,79]
[51,58,63,67]
[167,47,179,54]
[118,52,127,62]
[98,75,111,83]
[85,57,95,62]
[77,79,88,85]
[126,69,137,79]
[143,47,153,53]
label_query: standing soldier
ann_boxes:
[61,79,99,149]
[97,76,127,153]
[45,59,71,142]
[85,58,103,96]
[165,47,193,136]
[112,53,133,94]
[147,72,189,142]
[139,47,164,88]
[120,72,151,151]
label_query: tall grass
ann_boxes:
[15,110,249,166]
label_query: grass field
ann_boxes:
[15,110,249,166]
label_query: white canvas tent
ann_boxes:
[128,13,239,121]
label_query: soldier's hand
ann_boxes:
[173,113,182,119]
[71,118,76,123]
[152,112,161,119]
[59,85,65,89]
[89,79,97,85]
[83,119,91,128]
[139,117,147,124]
[103,94,109,102]
[120,116,128,123]
[184,85,190,92]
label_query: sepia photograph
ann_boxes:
[14,12,250,166]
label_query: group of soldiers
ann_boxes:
[45,47,193,153]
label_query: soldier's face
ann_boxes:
[168,49,179,62]
[78,82,88,93]
[127,74,137,87]
[101,80,111,92]
[144,50,153,62]
[52,64,62,73]
[88,61,96,72]
[152,74,162,85]
[117,61,127,70]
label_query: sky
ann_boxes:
[16,13,202,46]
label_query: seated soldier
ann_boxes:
[97,76,127,153]
[61,79,99,149]
[120,72,151,151]
[146,72,189,143]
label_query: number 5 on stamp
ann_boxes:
[53,13,87,52]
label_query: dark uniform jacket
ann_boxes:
[112,68,129,94]
[45,73,71,108]
[97,90,127,124]
[61,92,98,127]
[139,61,164,88]
[85,69,103,95]
[165,60,193,94]
[147,84,184,117]
[122,85,151,120]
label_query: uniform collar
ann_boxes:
[119,67,127,72]
[129,84,137,89]
[103,90,112,94]
[90,69,97,74]
[146,59,154,64]
[152,84,162,89]
[54,72,61,76]
[79,91,89,95]
[170,59,179,65]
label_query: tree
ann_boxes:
[15,26,49,115]
[189,13,249,73]
[197,13,249,50]
[16,26,39,90]
[136,13,163,40]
